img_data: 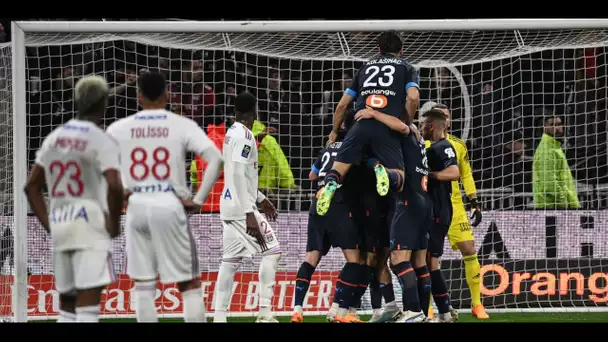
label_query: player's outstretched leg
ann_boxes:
[292,252,322,323]
[57,294,77,323]
[214,257,242,323]
[178,278,207,323]
[134,280,159,322]
[256,251,281,323]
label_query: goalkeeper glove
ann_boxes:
[469,198,482,227]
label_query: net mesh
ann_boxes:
[2,26,608,320]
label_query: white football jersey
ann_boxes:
[106,109,213,200]
[34,118,120,251]
[220,122,259,220]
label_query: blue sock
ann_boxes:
[391,261,420,312]
[294,262,315,307]
[379,282,395,304]
[324,170,342,185]
[368,266,382,309]
[415,266,431,316]
[430,269,451,314]
[335,263,359,309]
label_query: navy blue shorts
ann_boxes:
[428,221,450,258]
[390,199,432,252]
[335,119,404,170]
[357,193,392,253]
[307,199,360,255]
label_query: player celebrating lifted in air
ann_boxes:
[316,31,420,216]
[25,76,124,323]
[215,92,282,323]
[354,108,433,323]
[420,109,461,323]
[420,102,488,320]
[107,72,223,323]
[291,110,364,324]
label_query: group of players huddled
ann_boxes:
[22,29,488,324]
[291,31,489,323]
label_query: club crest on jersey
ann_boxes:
[241,144,251,158]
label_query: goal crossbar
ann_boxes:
[13,19,608,33]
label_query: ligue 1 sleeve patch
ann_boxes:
[241,144,251,158]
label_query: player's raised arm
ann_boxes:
[24,161,50,233]
[403,65,420,123]
[329,71,358,145]
[187,123,223,207]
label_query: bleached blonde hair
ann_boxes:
[74,75,109,116]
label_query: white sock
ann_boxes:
[182,287,206,323]
[75,305,100,322]
[213,260,240,323]
[373,308,382,316]
[294,305,303,314]
[330,302,339,313]
[337,308,348,317]
[349,307,357,314]
[57,310,76,323]
[258,253,280,316]
[135,281,158,322]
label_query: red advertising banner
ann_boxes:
[0,271,340,317]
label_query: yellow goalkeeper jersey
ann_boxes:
[425,134,477,208]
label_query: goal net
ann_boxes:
[2,20,608,321]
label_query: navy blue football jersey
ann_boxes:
[346,54,419,119]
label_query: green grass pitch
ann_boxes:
[32,312,608,323]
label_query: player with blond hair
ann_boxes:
[419,101,489,320]
[25,75,124,322]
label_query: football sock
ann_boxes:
[430,269,451,314]
[391,261,420,313]
[415,266,432,316]
[325,170,343,185]
[335,263,359,316]
[214,259,241,322]
[368,266,382,310]
[134,280,158,322]
[464,254,482,307]
[258,253,280,317]
[294,262,316,308]
[380,282,397,309]
[182,287,206,322]
[57,310,76,323]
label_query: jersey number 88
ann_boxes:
[129,147,171,180]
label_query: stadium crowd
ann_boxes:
[2,19,607,210]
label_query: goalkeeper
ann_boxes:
[420,102,489,320]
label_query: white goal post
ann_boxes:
[6,19,608,322]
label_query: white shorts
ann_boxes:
[221,211,280,259]
[125,194,199,284]
[53,249,115,294]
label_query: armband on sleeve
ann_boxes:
[256,190,267,204]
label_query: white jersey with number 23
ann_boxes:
[34,119,120,252]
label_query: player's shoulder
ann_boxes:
[226,122,254,143]
[431,138,454,151]
[447,134,468,151]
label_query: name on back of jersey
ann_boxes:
[54,137,88,152]
[365,57,405,66]
[131,126,169,139]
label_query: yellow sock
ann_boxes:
[464,254,482,306]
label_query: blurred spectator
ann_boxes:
[252,120,296,192]
[0,23,5,43]
[533,116,581,209]
[51,66,80,126]
[493,132,533,194]
[169,60,216,127]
